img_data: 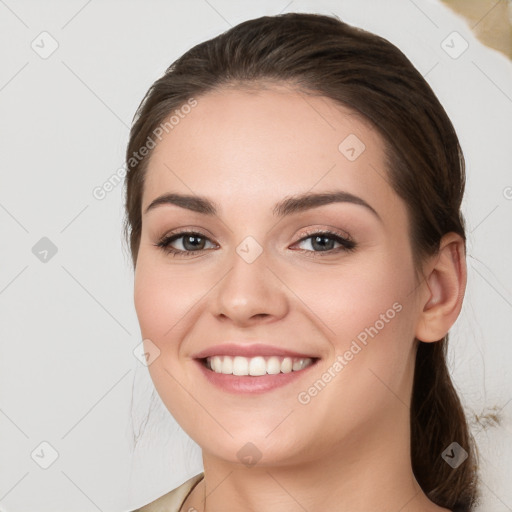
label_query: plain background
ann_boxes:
[0,0,511,510]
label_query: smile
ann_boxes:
[195,355,320,395]
[204,355,316,376]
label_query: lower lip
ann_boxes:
[194,359,319,394]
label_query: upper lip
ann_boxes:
[192,343,319,360]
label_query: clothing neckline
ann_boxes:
[179,472,204,511]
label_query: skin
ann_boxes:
[133,85,466,512]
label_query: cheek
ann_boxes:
[289,256,413,343]
[133,260,198,423]
[133,256,181,341]
[134,265,162,338]
[133,254,214,358]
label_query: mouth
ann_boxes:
[191,343,321,394]
[195,355,320,394]
[200,355,319,376]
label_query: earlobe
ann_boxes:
[415,233,467,343]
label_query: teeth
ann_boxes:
[221,356,233,374]
[205,355,314,376]
[249,356,266,376]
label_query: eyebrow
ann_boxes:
[143,190,381,221]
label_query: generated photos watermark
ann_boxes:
[297,301,403,405]
[92,97,197,200]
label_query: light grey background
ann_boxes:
[0,0,511,511]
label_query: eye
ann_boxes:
[155,231,217,257]
[292,230,356,255]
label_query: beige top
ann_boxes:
[132,473,204,512]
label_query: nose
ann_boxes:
[212,244,289,327]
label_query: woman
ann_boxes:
[125,12,478,512]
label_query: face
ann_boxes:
[134,85,423,467]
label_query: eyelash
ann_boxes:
[154,228,357,258]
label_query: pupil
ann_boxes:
[312,235,333,251]
[184,235,204,251]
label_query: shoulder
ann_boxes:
[130,473,204,512]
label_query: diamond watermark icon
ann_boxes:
[31,441,59,469]
[441,441,468,468]
[338,134,366,161]
[441,31,468,59]
[31,31,59,59]
[133,339,161,366]
[32,237,58,263]
[237,442,262,467]
[236,236,263,264]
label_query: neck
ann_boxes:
[184,405,445,512]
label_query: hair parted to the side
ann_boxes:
[123,12,479,511]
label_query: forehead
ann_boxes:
[142,86,404,224]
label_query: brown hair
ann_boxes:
[124,12,479,511]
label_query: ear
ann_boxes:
[415,232,467,343]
